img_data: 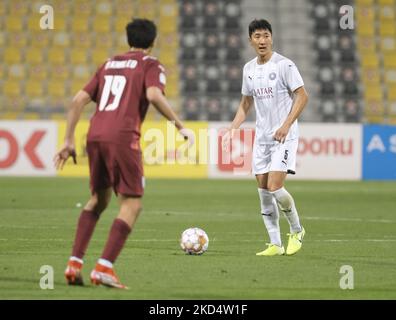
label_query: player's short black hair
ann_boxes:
[248,19,272,37]
[126,18,157,49]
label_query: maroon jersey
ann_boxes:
[83,51,166,147]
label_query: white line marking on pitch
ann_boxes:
[1,238,395,243]
[146,211,396,224]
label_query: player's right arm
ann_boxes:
[53,90,91,170]
[229,95,254,130]
[222,95,253,151]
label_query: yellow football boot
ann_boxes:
[286,227,305,255]
[256,243,285,256]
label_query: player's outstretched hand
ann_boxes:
[222,129,233,152]
[53,144,77,170]
[179,128,195,147]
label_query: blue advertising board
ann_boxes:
[363,125,396,180]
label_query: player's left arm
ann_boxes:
[147,87,195,145]
[274,86,308,143]
[53,90,92,170]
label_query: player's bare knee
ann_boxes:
[95,199,110,214]
[85,195,110,215]
[267,184,283,193]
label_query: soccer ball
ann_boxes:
[180,227,209,255]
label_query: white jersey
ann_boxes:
[241,52,304,144]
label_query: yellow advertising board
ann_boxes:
[141,121,208,178]
[56,121,208,178]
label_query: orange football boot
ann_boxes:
[64,260,84,286]
[90,263,128,289]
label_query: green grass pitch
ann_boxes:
[0,177,395,299]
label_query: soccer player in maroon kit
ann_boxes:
[54,19,193,289]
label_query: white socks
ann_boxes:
[98,258,113,268]
[70,256,84,264]
[271,187,302,233]
[258,188,281,246]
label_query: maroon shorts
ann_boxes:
[86,141,144,197]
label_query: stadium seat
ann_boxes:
[70,49,89,64]
[92,49,110,66]
[360,53,379,67]
[357,36,376,53]
[48,82,66,98]
[364,85,383,101]
[72,33,93,48]
[357,23,375,36]
[378,5,395,21]
[25,80,45,98]
[29,64,48,80]
[48,48,66,64]
[378,0,395,5]
[383,53,396,68]
[23,112,41,120]
[380,37,396,52]
[183,96,201,121]
[93,17,112,33]
[25,48,44,64]
[387,84,396,100]
[5,16,24,32]
[52,0,72,16]
[364,99,385,123]
[3,80,20,97]
[71,17,90,33]
[165,82,178,98]
[0,64,5,80]
[343,99,361,122]
[27,15,44,32]
[49,64,71,80]
[73,0,93,17]
[115,18,129,33]
[8,32,28,48]
[7,64,26,80]
[384,69,396,84]
[361,67,381,84]
[0,32,6,48]
[54,16,68,32]
[1,112,21,119]
[53,32,71,48]
[379,22,396,37]
[388,100,396,120]
[159,17,177,34]
[0,2,7,15]
[73,65,91,81]
[355,0,374,4]
[114,4,134,24]
[95,33,114,50]
[70,80,88,95]
[4,48,22,64]
[356,6,375,22]
[95,1,113,16]
[30,32,50,48]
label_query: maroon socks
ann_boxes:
[100,219,131,263]
[71,210,100,259]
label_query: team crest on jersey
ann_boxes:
[269,72,277,80]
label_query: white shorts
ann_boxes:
[252,139,298,175]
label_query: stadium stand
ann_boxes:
[355,0,396,123]
[1,0,179,120]
[1,0,393,124]
[179,0,244,121]
[310,0,362,122]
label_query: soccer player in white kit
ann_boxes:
[223,19,309,256]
